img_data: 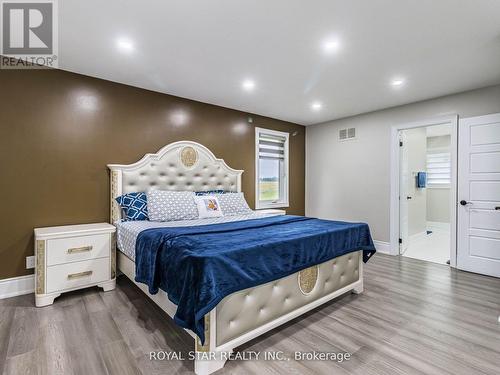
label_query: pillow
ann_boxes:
[217,192,252,216]
[195,190,226,196]
[195,196,224,219]
[146,190,198,222]
[115,192,149,221]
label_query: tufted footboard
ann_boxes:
[194,250,363,375]
[216,250,361,346]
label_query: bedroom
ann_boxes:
[0,1,499,375]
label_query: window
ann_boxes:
[426,150,451,187]
[255,127,289,209]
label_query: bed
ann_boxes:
[108,141,375,375]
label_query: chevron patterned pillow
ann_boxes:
[115,192,149,221]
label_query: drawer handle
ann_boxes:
[67,246,93,254]
[67,271,93,280]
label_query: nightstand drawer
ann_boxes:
[47,233,110,266]
[46,257,110,293]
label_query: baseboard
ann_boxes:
[0,274,35,299]
[373,240,391,254]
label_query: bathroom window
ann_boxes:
[426,151,451,187]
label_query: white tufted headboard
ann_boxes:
[107,141,243,223]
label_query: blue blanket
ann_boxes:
[134,215,375,343]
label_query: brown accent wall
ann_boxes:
[0,69,305,280]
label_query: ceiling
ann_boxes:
[59,0,500,125]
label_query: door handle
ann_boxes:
[406,196,412,200]
[496,206,500,210]
[460,200,472,206]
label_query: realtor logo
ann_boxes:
[1,0,58,68]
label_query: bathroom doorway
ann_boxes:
[398,123,453,264]
[390,115,458,266]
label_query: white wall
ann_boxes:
[306,84,500,242]
[426,135,451,223]
[427,188,450,223]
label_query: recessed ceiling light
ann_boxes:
[242,79,255,91]
[311,102,322,111]
[391,78,405,87]
[116,38,134,53]
[322,38,340,54]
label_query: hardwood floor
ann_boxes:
[0,253,499,375]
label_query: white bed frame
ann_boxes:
[108,141,364,375]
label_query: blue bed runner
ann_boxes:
[134,215,376,343]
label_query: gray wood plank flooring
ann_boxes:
[0,254,499,375]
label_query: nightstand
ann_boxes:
[34,223,116,307]
[256,209,286,215]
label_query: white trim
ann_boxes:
[0,274,35,299]
[389,115,458,267]
[373,240,391,254]
[255,127,290,209]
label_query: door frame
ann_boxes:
[399,131,409,254]
[389,115,458,267]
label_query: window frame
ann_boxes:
[255,127,290,209]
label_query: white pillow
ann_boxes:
[195,196,224,219]
[217,192,252,216]
[147,190,198,222]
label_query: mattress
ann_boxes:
[116,212,278,260]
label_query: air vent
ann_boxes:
[339,129,347,140]
[338,127,356,141]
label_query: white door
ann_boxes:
[457,113,500,277]
[399,132,409,253]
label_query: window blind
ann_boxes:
[258,134,286,160]
[426,152,451,186]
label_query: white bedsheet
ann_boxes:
[116,212,278,260]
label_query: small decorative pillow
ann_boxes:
[115,192,149,221]
[217,192,252,216]
[147,190,198,222]
[195,196,224,219]
[195,190,226,196]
